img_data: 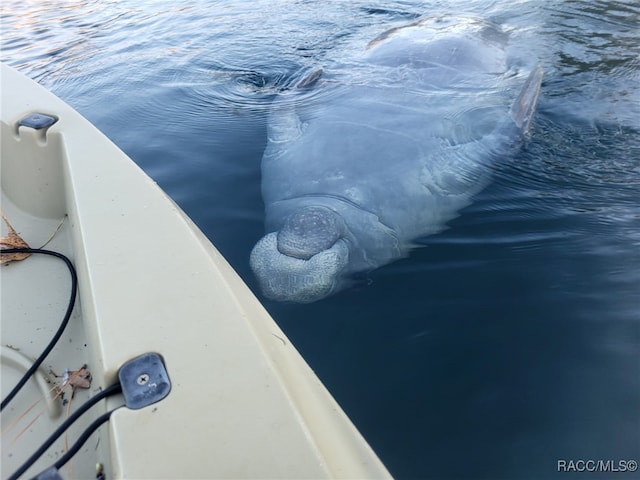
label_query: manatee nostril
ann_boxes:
[277,206,344,259]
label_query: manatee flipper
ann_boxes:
[295,68,323,88]
[487,65,543,158]
[419,66,543,197]
[267,68,323,144]
[510,66,543,133]
[267,105,302,144]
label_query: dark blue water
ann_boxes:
[2,1,639,478]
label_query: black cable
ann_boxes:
[45,408,119,478]
[7,382,123,480]
[1,248,78,411]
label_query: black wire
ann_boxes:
[1,248,78,412]
[46,408,118,478]
[7,382,123,480]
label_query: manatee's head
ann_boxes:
[250,206,351,303]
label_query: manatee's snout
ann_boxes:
[277,206,346,259]
[250,206,350,303]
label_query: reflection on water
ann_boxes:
[2,1,638,478]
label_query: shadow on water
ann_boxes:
[2,1,638,478]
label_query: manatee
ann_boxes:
[250,17,543,303]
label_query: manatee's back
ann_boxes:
[261,17,532,244]
[363,17,509,82]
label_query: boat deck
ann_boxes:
[1,63,390,479]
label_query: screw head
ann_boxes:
[136,374,150,385]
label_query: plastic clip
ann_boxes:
[18,113,57,130]
[118,352,171,410]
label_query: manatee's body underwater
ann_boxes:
[250,17,543,303]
